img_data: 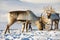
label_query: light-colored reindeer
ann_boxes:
[4,10,50,34]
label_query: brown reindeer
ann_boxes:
[35,15,51,30]
[4,10,39,34]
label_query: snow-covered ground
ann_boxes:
[0,22,60,40]
[0,30,60,40]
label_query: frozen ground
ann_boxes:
[0,22,60,40]
[0,30,60,40]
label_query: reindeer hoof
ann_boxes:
[8,31,10,33]
[4,31,6,34]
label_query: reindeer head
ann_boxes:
[44,6,55,18]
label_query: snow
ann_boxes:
[0,30,60,40]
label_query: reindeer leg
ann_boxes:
[4,24,10,34]
[26,23,28,32]
[56,20,59,29]
[4,20,16,34]
[50,20,53,30]
[55,20,59,30]
[22,23,25,33]
[25,21,29,32]
[4,24,12,34]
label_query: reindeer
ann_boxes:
[35,14,51,30]
[4,10,51,34]
[4,10,39,34]
[45,7,59,30]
